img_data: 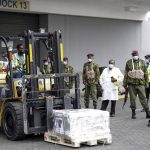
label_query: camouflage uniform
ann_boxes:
[123,59,149,114]
[42,64,52,74]
[82,62,100,108]
[145,63,150,102]
[64,64,74,92]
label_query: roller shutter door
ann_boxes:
[0,12,39,62]
[0,11,39,36]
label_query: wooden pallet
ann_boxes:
[44,132,112,148]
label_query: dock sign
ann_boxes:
[0,0,30,11]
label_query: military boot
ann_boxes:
[147,120,150,127]
[94,105,97,109]
[145,109,150,118]
[132,109,136,119]
[85,104,89,108]
[141,108,145,112]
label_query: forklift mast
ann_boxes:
[21,30,80,135]
[22,30,65,98]
[23,30,64,75]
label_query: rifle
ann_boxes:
[122,87,129,109]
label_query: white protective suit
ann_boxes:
[100,67,124,101]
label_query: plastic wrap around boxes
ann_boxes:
[46,109,112,144]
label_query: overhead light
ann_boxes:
[124,6,138,12]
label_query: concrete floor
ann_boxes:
[0,98,150,150]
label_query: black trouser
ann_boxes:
[101,100,116,114]
[146,83,150,103]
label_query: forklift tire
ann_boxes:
[2,102,25,140]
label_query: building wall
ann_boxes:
[48,14,142,72]
[30,0,147,21]
[141,20,150,58]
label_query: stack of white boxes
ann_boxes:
[47,109,112,144]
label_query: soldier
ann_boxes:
[12,44,25,78]
[63,57,74,92]
[123,50,150,119]
[82,53,100,109]
[145,55,150,103]
[100,59,124,117]
[41,56,52,74]
[144,55,150,126]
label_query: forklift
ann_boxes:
[0,30,81,140]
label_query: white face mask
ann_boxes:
[145,59,149,63]
[64,61,67,65]
[108,64,114,69]
[145,59,150,66]
[44,62,48,65]
[133,56,139,61]
[88,59,92,62]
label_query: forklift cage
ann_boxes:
[22,73,81,134]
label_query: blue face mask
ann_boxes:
[133,56,139,61]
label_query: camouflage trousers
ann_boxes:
[84,84,97,108]
[64,84,70,95]
[128,85,149,110]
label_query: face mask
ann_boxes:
[133,56,139,61]
[64,61,67,65]
[145,59,150,66]
[145,59,149,63]
[108,64,114,69]
[44,62,48,65]
[88,59,92,62]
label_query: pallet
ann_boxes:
[44,132,112,147]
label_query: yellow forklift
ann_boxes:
[0,30,80,140]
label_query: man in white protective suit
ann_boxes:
[100,59,124,117]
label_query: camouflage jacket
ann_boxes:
[42,64,52,74]
[82,62,100,85]
[64,65,73,73]
[123,59,149,87]
[64,64,74,88]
